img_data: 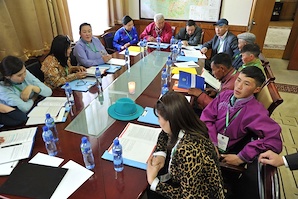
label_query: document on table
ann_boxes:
[201,69,221,90]
[0,127,37,164]
[182,49,207,59]
[50,160,94,199]
[29,153,64,167]
[86,66,108,76]
[107,58,126,66]
[174,61,199,68]
[119,49,140,56]
[0,161,19,176]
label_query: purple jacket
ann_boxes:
[200,90,282,163]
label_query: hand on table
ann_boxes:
[0,137,4,144]
[103,54,112,63]
[21,85,40,101]
[220,154,244,166]
[200,47,208,54]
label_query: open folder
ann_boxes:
[137,107,159,126]
[102,123,161,170]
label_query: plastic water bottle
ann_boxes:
[42,126,58,156]
[80,137,95,170]
[95,67,102,88]
[156,35,161,51]
[45,113,59,142]
[161,68,167,87]
[161,84,169,96]
[177,40,182,55]
[125,48,130,71]
[143,38,148,57]
[139,40,144,58]
[112,137,124,172]
[64,82,74,105]
[166,57,172,86]
[170,36,175,45]
[172,46,178,63]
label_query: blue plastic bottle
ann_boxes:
[95,67,102,88]
[42,126,58,156]
[161,84,169,96]
[80,137,95,170]
[112,137,124,172]
[172,46,178,63]
[45,113,59,142]
[156,35,161,50]
[64,82,74,105]
[161,68,167,87]
[125,48,130,70]
[165,57,172,87]
[177,40,182,55]
[170,36,175,45]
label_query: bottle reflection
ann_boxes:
[114,170,125,193]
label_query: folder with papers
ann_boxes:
[137,107,159,126]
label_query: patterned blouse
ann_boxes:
[41,55,78,89]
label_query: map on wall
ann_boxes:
[140,0,222,22]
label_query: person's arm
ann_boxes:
[130,27,139,45]
[140,23,153,40]
[188,88,214,108]
[25,70,52,97]
[113,29,123,51]
[284,153,298,170]
[201,35,215,50]
[0,106,28,126]
[187,27,202,46]
[175,28,184,40]
[237,106,282,163]
[259,150,285,167]
[160,23,172,43]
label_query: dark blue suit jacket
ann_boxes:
[286,153,298,170]
[202,31,238,59]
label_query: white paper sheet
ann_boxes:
[174,61,199,68]
[107,58,126,66]
[0,161,19,176]
[50,160,94,199]
[183,50,207,59]
[119,50,140,56]
[29,153,64,167]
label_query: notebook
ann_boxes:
[137,107,159,126]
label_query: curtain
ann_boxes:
[108,0,128,26]
[0,0,72,61]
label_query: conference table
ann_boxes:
[0,50,175,199]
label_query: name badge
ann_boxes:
[217,133,229,152]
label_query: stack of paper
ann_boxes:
[107,58,126,66]
[86,65,109,76]
[61,79,96,92]
[201,69,221,90]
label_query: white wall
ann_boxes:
[128,0,253,26]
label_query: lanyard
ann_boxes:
[223,108,242,135]
[65,67,69,76]
[123,28,132,40]
[12,84,22,92]
[86,42,99,53]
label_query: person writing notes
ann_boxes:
[175,19,202,46]
[140,13,172,43]
[73,23,112,67]
[259,150,298,170]
[0,56,52,113]
[41,35,87,89]
[146,91,225,199]
[113,15,139,51]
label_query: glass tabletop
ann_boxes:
[65,51,170,137]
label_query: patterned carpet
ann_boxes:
[276,83,298,94]
[264,26,291,50]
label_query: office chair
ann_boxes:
[101,31,116,54]
[25,58,44,82]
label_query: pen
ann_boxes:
[1,143,22,148]
[10,161,18,168]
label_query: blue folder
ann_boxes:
[178,71,205,90]
[101,151,147,170]
[176,56,198,62]
[137,107,159,126]
[61,79,96,92]
[106,65,121,74]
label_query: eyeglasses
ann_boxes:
[76,80,87,86]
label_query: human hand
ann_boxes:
[182,40,188,46]
[205,88,217,97]
[188,88,203,97]
[147,36,155,42]
[151,155,165,168]
[102,54,112,63]
[146,155,162,185]
[21,85,40,101]
[124,42,130,48]
[259,150,284,167]
[201,47,208,54]
[221,154,244,166]
[0,137,4,144]
[76,71,87,79]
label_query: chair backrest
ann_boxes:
[256,81,283,116]
[171,26,176,36]
[263,63,276,83]
[25,58,44,82]
[101,31,116,54]
[258,162,280,199]
[200,31,204,44]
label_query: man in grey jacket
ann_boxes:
[175,20,202,46]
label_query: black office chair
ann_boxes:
[101,31,116,54]
[25,58,44,82]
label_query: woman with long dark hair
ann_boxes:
[146,91,225,199]
[41,35,86,89]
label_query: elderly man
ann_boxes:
[175,20,202,46]
[201,18,238,71]
[140,13,172,43]
[232,32,256,69]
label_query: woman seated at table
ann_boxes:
[113,15,139,51]
[41,35,87,89]
[73,22,112,67]
[147,91,225,199]
[0,103,27,127]
[0,56,52,113]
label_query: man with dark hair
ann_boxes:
[188,53,239,109]
[175,19,202,46]
[238,43,264,73]
[201,66,282,166]
[201,18,238,71]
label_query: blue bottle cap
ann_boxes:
[81,137,88,143]
[43,126,49,131]
[113,137,119,145]
[65,82,69,86]
[46,113,51,118]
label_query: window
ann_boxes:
[67,0,110,41]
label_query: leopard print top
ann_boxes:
[155,131,225,199]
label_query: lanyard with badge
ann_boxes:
[12,84,22,92]
[86,42,99,53]
[217,108,242,153]
[123,28,132,41]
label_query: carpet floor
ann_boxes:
[264,26,291,50]
[276,83,298,94]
